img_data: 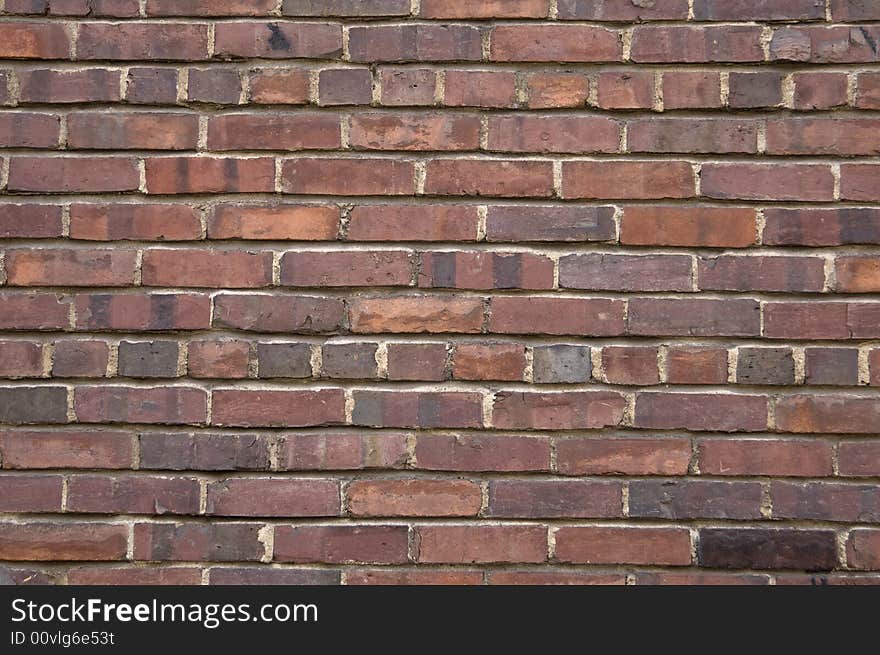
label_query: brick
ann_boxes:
[831,0,880,20]
[492,391,626,430]
[421,0,548,17]
[836,257,880,293]
[0,475,62,512]
[699,255,825,293]
[211,389,345,427]
[379,68,436,106]
[693,0,825,20]
[628,298,760,337]
[126,68,178,104]
[348,569,482,585]
[0,113,60,148]
[635,392,768,432]
[187,340,250,379]
[248,68,310,105]
[148,0,277,15]
[562,161,695,200]
[187,69,241,104]
[349,25,481,62]
[662,71,722,109]
[257,337,313,376]
[283,0,410,16]
[134,522,264,562]
[0,341,43,378]
[386,342,447,381]
[772,481,880,523]
[208,567,339,585]
[425,160,554,198]
[415,525,547,564]
[805,347,859,385]
[771,26,880,63]
[69,567,201,585]
[628,118,758,154]
[69,204,203,241]
[349,296,484,333]
[279,433,408,471]
[489,480,622,519]
[555,527,691,565]
[775,395,880,433]
[622,206,757,248]
[213,294,345,333]
[630,480,763,520]
[0,293,71,331]
[699,439,833,477]
[597,71,654,109]
[68,112,197,150]
[206,478,339,517]
[453,343,526,381]
[489,570,625,585]
[348,479,482,517]
[558,0,688,20]
[414,434,550,472]
[319,68,372,106]
[847,530,880,570]
[602,346,659,386]
[873,350,880,386]
[0,205,63,239]
[765,208,880,246]
[348,205,479,242]
[351,113,480,151]
[488,115,619,154]
[666,347,728,384]
[557,437,692,476]
[420,251,554,290]
[0,522,128,561]
[140,433,270,471]
[839,441,880,477]
[0,387,68,424]
[118,340,179,378]
[8,157,139,193]
[701,163,834,201]
[560,253,693,292]
[352,390,483,428]
[274,525,410,564]
[526,73,589,109]
[142,249,273,288]
[636,573,770,586]
[631,25,764,62]
[74,293,211,331]
[214,22,342,59]
[487,205,616,242]
[0,430,133,469]
[792,72,848,110]
[282,158,415,195]
[699,529,838,570]
[841,165,880,202]
[78,23,210,60]
[762,302,851,340]
[491,25,621,62]
[736,347,795,385]
[75,386,207,425]
[729,72,784,108]
[54,341,110,378]
[145,157,275,194]
[0,22,69,58]
[209,204,339,241]
[321,342,379,379]
[490,297,625,336]
[66,475,199,515]
[856,72,880,109]
[5,249,136,287]
[767,118,880,156]
[532,344,591,384]
[19,69,121,103]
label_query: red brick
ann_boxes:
[282,0,410,17]
[556,437,692,476]
[416,525,547,564]
[698,255,825,292]
[0,205,63,239]
[701,163,834,201]
[637,572,770,585]
[491,25,621,62]
[74,293,211,331]
[621,206,757,248]
[839,441,880,477]
[349,24,481,62]
[453,343,526,381]
[134,522,264,562]
[206,478,340,517]
[597,71,654,109]
[347,569,482,585]
[775,395,880,434]
[379,68,436,106]
[0,113,60,148]
[489,480,622,518]
[282,158,415,195]
[68,112,197,150]
[841,164,880,202]
[699,528,837,570]
[767,118,880,156]
[835,256,880,292]
[558,0,688,20]
[831,0,880,20]
[425,160,554,198]
[763,302,849,340]
[279,433,409,471]
[666,347,729,384]
[75,386,207,425]
[792,72,848,110]
[628,298,760,337]
[635,392,768,432]
[70,204,202,241]
[147,0,276,15]
[628,118,758,154]
[420,0,548,17]
[207,567,339,585]
[555,527,691,565]
[214,22,342,59]
[187,340,250,379]
[693,0,825,20]
[559,253,693,292]
[211,389,345,428]
[771,25,880,63]
[772,481,880,522]
[0,293,71,330]
[662,71,722,109]
[415,434,550,472]
[66,475,199,515]
[248,68,310,104]
[0,522,128,561]
[5,249,136,287]
[526,72,589,109]
[351,113,480,151]
[0,430,132,470]
[699,439,833,477]
[631,25,764,62]
[602,346,659,385]
[274,525,409,564]
[142,249,273,288]
[488,115,619,154]
[443,70,517,108]
[352,390,483,428]
[348,479,482,517]
[209,113,341,150]
[420,251,554,290]
[489,570,625,585]
[139,433,270,471]
[348,205,479,242]
[487,205,615,243]
[210,204,338,241]
[19,69,121,103]
[856,72,880,109]
[125,67,178,104]
[847,529,880,570]
[145,157,275,194]
[490,297,625,336]
[630,480,763,520]
[318,68,372,106]
[386,342,447,381]
[69,567,201,585]
[0,475,62,512]
[729,71,784,108]
[185,67,242,104]
[562,161,695,200]
[0,341,43,378]
[78,22,209,60]
[349,296,484,334]
[493,391,626,430]
[0,22,69,58]
[763,208,880,246]
[213,294,345,333]
[8,157,139,193]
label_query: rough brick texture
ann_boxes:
[0,3,877,588]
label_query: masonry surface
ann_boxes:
[0,0,879,586]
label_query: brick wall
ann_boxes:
[0,0,879,586]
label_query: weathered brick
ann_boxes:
[847,530,880,570]
[142,249,273,288]
[491,25,621,62]
[736,347,795,385]
[771,25,880,63]
[67,475,200,515]
[208,567,339,585]
[0,205,63,239]
[775,395,880,433]
[425,160,554,198]
[348,205,479,242]
[489,480,622,518]
[282,250,412,287]
[283,0,410,17]
[187,340,250,379]
[415,525,547,564]
[352,390,483,428]
[693,0,825,20]
[492,391,626,430]
[0,475,62,512]
[699,529,837,570]
[699,439,834,477]
[699,255,825,292]
[211,389,345,427]
[274,525,409,564]
[487,206,616,242]
[78,23,210,60]
[634,392,768,432]
[69,204,203,241]
[349,25,481,62]
[729,72,784,108]
[629,480,763,519]
[772,481,880,523]
[140,433,270,471]
[348,479,482,517]
[628,298,761,337]
[282,158,415,195]
[379,68,436,106]
[792,72,848,110]
[662,71,722,109]
[0,387,68,424]
[631,25,764,62]
[248,68,310,105]
[421,0,549,18]
[841,165,880,202]
[0,341,43,378]
[0,522,128,561]
[74,293,211,331]
[187,69,241,104]
[490,297,625,336]
[319,68,372,106]
[214,22,342,59]
[453,343,525,381]
[805,347,859,385]
[279,433,408,471]
[69,567,201,585]
[414,434,551,472]
[557,438,692,476]
[349,296,484,334]
[75,386,207,425]
[597,71,653,109]
[0,113,60,148]
[628,118,758,154]
[145,157,275,194]
[8,157,139,193]
[352,113,480,151]
[560,253,693,292]
[5,248,136,287]
[0,22,70,58]
[213,294,345,333]
[622,206,757,248]
[839,440,880,477]
[420,252,554,290]
[348,569,482,585]
[321,342,379,379]
[209,204,339,241]
[665,347,729,384]
[0,430,132,470]
[386,342,447,381]
[126,67,178,104]
[526,73,589,109]
[558,0,688,20]
[118,340,179,378]
[51,340,109,378]
[562,161,695,200]
[134,522,264,562]
[701,163,835,201]
[206,478,340,517]
[532,345,591,384]
[555,527,691,565]
[487,115,619,154]
[602,346,659,386]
